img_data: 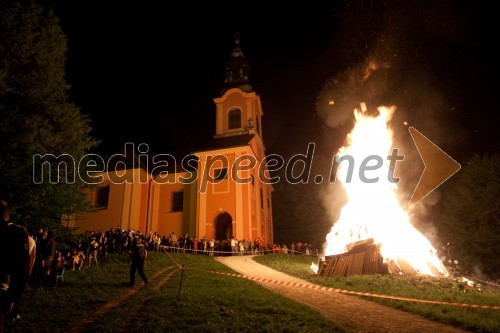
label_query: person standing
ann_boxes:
[88,235,99,268]
[43,231,56,277]
[209,238,215,256]
[0,199,34,333]
[129,235,148,287]
[230,236,238,255]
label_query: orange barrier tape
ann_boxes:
[163,249,183,269]
[190,268,500,310]
[159,245,311,256]
[464,276,500,288]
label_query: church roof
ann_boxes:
[197,134,254,152]
[220,32,253,96]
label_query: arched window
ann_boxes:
[228,109,241,130]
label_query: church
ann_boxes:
[70,37,274,244]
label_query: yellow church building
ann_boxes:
[72,38,274,244]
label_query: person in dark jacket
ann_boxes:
[129,235,148,287]
[0,199,34,333]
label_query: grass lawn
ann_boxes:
[5,252,345,333]
[254,254,500,333]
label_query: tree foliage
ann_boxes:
[437,154,500,279]
[0,1,97,233]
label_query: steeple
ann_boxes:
[221,32,253,95]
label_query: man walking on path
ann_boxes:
[129,235,148,287]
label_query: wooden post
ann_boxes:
[177,264,185,299]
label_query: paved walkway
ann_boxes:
[217,255,468,333]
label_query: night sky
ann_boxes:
[48,1,498,162]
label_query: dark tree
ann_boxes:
[0,1,98,233]
[437,154,500,279]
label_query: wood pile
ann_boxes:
[318,238,389,277]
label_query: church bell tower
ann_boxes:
[195,33,273,245]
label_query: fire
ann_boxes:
[322,106,447,276]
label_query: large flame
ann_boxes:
[323,106,447,275]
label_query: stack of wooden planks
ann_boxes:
[318,238,390,277]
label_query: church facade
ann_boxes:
[71,38,274,244]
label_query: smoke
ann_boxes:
[318,180,347,255]
[471,266,487,281]
[408,190,442,246]
[316,32,400,128]
[316,2,466,250]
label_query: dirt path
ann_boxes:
[114,267,181,332]
[217,255,468,333]
[67,265,176,333]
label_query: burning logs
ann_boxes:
[318,238,443,277]
[318,238,389,277]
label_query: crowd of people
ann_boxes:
[1,192,317,333]
[26,226,317,289]
[151,232,317,257]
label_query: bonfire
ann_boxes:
[314,105,447,277]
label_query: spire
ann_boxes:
[221,32,253,95]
